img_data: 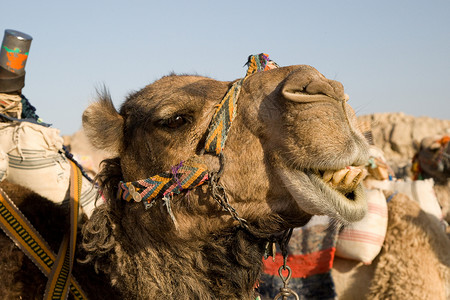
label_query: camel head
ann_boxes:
[82,57,370,236]
[414,135,450,183]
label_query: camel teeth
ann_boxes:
[321,166,367,192]
[343,168,361,186]
[322,170,334,183]
[331,169,349,185]
[355,168,368,186]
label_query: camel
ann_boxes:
[0,56,370,299]
[332,192,450,300]
[412,135,450,223]
[331,138,450,300]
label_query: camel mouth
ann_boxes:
[278,165,368,224]
[311,166,367,197]
[307,169,367,222]
[306,167,365,198]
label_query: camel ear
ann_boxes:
[82,93,123,155]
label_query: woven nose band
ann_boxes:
[118,158,209,207]
[118,53,278,206]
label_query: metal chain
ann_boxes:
[209,153,249,231]
[210,179,243,224]
[273,265,299,300]
[206,152,299,299]
[273,228,299,300]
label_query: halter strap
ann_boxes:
[0,160,88,299]
[118,53,278,207]
[118,157,209,208]
[204,53,278,155]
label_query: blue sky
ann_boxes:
[2,0,449,135]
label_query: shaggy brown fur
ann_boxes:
[367,193,450,300]
[82,197,282,299]
[0,180,120,300]
[1,65,370,299]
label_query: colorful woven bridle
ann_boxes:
[118,53,279,209]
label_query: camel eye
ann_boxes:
[160,115,188,129]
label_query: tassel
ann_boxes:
[163,194,179,230]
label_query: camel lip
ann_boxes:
[276,164,368,223]
[305,170,367,223]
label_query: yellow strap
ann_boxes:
[45,234,72,299]
[0,188,55,275]
[0,161,88,299]
[44,160,85,299]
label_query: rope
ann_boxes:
[0,94,50,126]
[279,228,293,268]
[62,145,95,183]
[0,93,22,119]
[0,93,45,123]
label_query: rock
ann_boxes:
[358,113,450,178]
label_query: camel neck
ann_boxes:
[114,222,266,299]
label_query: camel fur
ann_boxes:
[367,192,450,299]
